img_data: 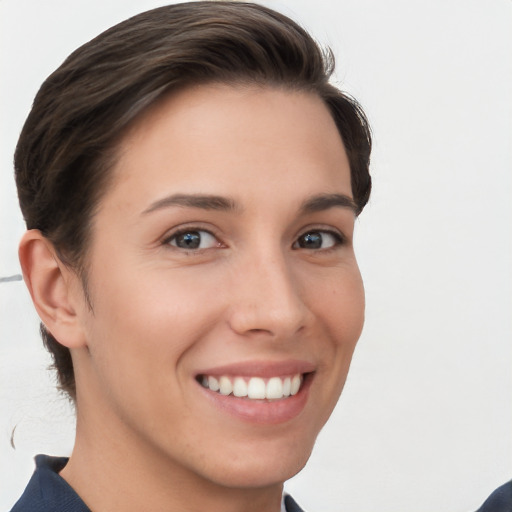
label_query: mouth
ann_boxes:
[196,373,306,401]
[194,361,315,423]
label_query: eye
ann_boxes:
[293,230,342,250]
[166,229,220,250]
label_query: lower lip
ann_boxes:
[198,375,313,425]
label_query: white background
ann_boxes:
[1,1,511,511]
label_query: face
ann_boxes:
[72,84,365,489]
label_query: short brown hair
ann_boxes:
[15,1,372,401]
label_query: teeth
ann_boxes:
[233,377,248,397]
[290,375,301,396]
[247,377,266,399]
[282,377,291,397]
[266,377,284,399]
[219,376,232,395]
[208,376,220,392]
[200,373,304,400]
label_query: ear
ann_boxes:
[19,229,87,349]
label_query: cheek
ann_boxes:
[310,265,365,344]
[84,265,225,383]
[79,269,228,432]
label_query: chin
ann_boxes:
[193,438,315,489]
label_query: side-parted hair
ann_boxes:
[15,1,372,401]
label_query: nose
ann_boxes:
[227,250,310,339]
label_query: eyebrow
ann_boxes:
[141,193,238,215]
[141,192,358,216]
[300,193,358,215]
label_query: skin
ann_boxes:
[20,84,365,512]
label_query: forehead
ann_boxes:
[103,84,352,214]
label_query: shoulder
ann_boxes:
[284,493,306,512]
[9,455,90,512]
[475,481,512,512]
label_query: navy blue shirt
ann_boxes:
[10,455,304,512]
[476,481,512,512]
[10,456,90,512]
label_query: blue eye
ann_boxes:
[294,231,341,250]
[168,230,218,250]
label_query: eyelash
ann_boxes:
[292,229,346,252]
[162,226,346,254]
[162,227,223,252]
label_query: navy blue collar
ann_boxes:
[10,455,90,511]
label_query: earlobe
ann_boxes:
[18,230,87,349]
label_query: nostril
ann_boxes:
[226,271,309,337]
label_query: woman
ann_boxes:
[10,2,371,511]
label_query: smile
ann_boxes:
[199,374,303,400]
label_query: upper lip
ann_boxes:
[195,359,316,378]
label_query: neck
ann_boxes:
[61,402,284,512]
